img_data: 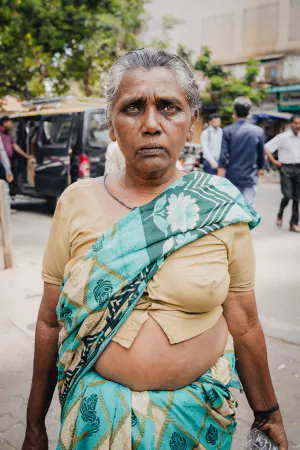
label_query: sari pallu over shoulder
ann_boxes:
[56,172,260,415]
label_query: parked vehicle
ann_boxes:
[9,97,109,204]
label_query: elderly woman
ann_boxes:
[23,49,287,450]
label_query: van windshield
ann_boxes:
[88,112,110,147]
[40,115,72,146]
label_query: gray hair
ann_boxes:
[104,48,201,120]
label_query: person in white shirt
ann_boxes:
[265,115,300,233]
[104,141,125,175]
[200,114,223,174]
[105,141,185,174]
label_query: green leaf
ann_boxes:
[154,194,167,214]
[162,237,174,255]
[153,215,169,236]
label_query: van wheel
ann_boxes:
[46,197,58,212]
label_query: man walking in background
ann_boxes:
[218,97,265,206]
[265,115,300,233]
[0,116,31,164]
[200,113,222,175]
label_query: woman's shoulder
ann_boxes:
[59,178,104,204]
[60,178,94,201]
[57,178,104,219]
[210,222,251,248]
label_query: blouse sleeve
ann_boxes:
[228,222,256,292]
[41,197,71,285]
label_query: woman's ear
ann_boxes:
[187,109,198,142]
[109,122,116,142]
[186,126,194,143]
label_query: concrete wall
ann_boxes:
[143,0,300,63]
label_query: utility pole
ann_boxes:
[0,180,13,268]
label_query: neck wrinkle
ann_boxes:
[121,165,181,193]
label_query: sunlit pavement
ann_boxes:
[0,183,299,449]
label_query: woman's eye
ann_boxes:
[163,105,177,113]
[125,105,140,113]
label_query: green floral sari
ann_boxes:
[56,172,260,449]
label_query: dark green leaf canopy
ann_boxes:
[0,0,145,99]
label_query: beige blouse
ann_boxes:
[42,179,255,348]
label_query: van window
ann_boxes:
[26,119,40,155]
[87,112,110,147]
[11,119,27,149]
[11,120,21,142]
[70,114,80,148]
[40,115,72,146]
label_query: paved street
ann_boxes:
[0,182,299,449]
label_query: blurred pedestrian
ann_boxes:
[0,116,31,163]
[104,140,125,174]
[265,115,300,233]
[178,151,186,171]
[0,136,13,183]
[218,97,265,206]
[200,113,222,174]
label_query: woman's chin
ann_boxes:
[131,158,176,176]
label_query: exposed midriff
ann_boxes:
[94,314,229,391]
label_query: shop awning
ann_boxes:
[268,84,300,93]
[251,111,292,121]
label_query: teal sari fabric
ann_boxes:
[56,172,260,449]
[58,345,239,449]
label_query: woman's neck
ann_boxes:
[103,164,184,209]
[120,165,182,196]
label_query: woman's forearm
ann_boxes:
[224,291,287,448]
[26,318,59,429]
[234,320,277,412]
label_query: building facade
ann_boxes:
[144,0,300,115]
[144,0,300,64]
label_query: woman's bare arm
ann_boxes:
[223,290,288,450]
[22,282,60,450]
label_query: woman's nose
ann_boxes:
[141,107,162,135]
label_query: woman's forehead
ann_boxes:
[117,67,185,99]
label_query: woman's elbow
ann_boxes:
[223,291,261,338]
[229,315,260,339]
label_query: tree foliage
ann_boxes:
[0,0,145,99]
[195,47,266,125]
[177,44,194,69]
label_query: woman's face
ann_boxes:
[109,67,197,174]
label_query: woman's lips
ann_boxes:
[138,146,166,155]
